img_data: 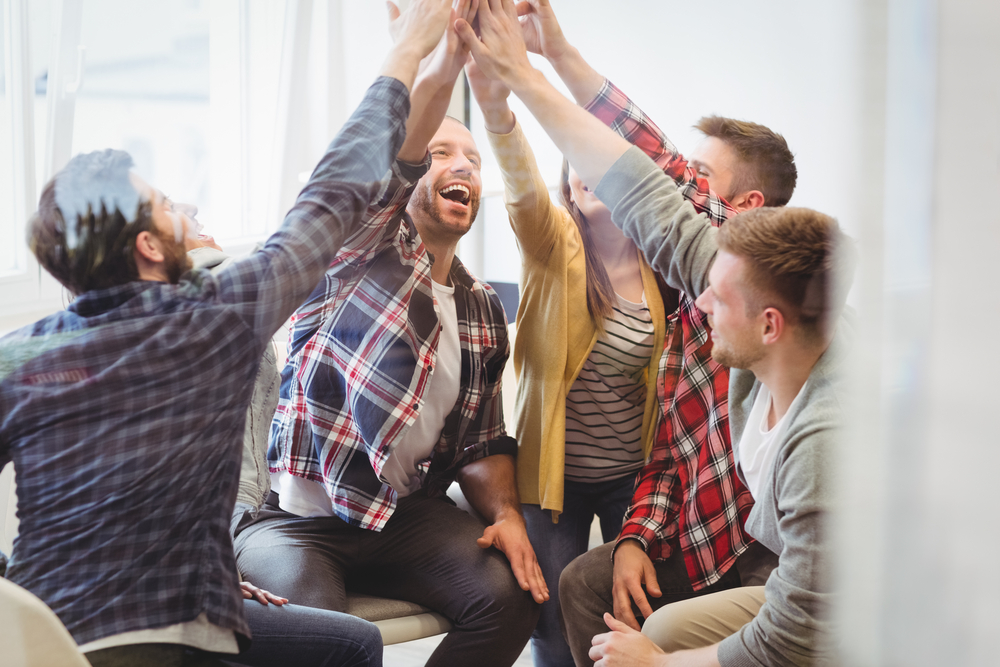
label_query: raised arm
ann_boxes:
[214,0,452,341]
[466,59,565,259]
[458,0,717,298]
[397,0,480,163]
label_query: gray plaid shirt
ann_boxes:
[0,76,410,647]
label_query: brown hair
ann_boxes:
[559,158,615,327]
[694,116,797,207]
[716,207,855,340]
[28,179,154,296]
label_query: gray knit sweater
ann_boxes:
[595,146,847,666]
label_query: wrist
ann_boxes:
[507,67,548,97]
[481,105,515,134]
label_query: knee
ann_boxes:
[341,617,384,667]
[461,555,540,634]
[559,544,611,608]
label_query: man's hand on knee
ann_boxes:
[612,539,661,631]
[477,513,550,604]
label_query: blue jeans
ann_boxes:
[522,473,638,667]
[226,599,383,667]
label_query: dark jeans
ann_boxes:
[84,601,382,667]
[86,644,229,667]
[522,474,637,667]
[559,540,775,667]
[233,489,539,667]
[230,599,383,667]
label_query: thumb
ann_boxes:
[515,0,532,17]
[604,612,631,632]
[454,18,481,52]
[386,1,400,22]
[476,526,494,549]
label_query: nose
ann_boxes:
[175,202,198,219]
[449,154,476,176]
[694,288,711,315]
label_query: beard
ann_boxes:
[154,228,193,284]
[410,178,481,238]
[710,335,765,369]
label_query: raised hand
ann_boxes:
[386,0,453,60]
[455,0,535,90]
[418,0,480,87]
[515,0,570,61]
[612,539,662,631]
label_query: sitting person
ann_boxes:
[467,2,796,663]
[0,2,451,665]
[458,5,854,664]
[234,4,544,667]
[186,238,383,667]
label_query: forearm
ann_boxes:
[665,643,721,667]
[398,74,459,163]
[456,453,522,523]
[379,43,426,95]
[510,69,631,191]
[547,43,606,106]
[232,77,410,338]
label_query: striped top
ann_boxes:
[564,294,655,482]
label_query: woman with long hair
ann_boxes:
[469,63,672,667]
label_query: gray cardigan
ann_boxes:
[595,147,845,667]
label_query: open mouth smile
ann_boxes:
[438,183,471,206]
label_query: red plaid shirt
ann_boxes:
[587,80,754,589]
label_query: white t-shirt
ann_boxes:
[274,279,462,516]
[737,384,805,500]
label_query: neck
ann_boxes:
[753,339,830,428]
[585,210,637,267]
[422,236,459,286]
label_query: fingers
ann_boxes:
[386,0,400,22]
[603,612,630,632]
[511,547,549,602]
[454,18,483,55]
[612,578,643,632]
[514,0,532,17]
[643,559,662,598]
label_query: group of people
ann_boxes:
[0,1,854,666]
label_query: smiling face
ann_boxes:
[133,174,194,282]
[694,250,766,370]
[408,118,482,246]
[689,136,742,203]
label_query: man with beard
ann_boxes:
[234,7,544,667]
[0,1,453,664]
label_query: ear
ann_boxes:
[730,190,766,212]
[760,306,785,345]
[134,230,165,265]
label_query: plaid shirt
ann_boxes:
[587,80,755,589]
[0,76,411,645]
[268,153,514,533]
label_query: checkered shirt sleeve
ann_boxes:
[587,79,755,589]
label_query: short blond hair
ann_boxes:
[716,207,854,339]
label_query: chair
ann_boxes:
[0,577,91,667]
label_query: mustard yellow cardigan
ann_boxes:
[487,122,666,519]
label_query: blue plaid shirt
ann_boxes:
[0,76,411,647]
